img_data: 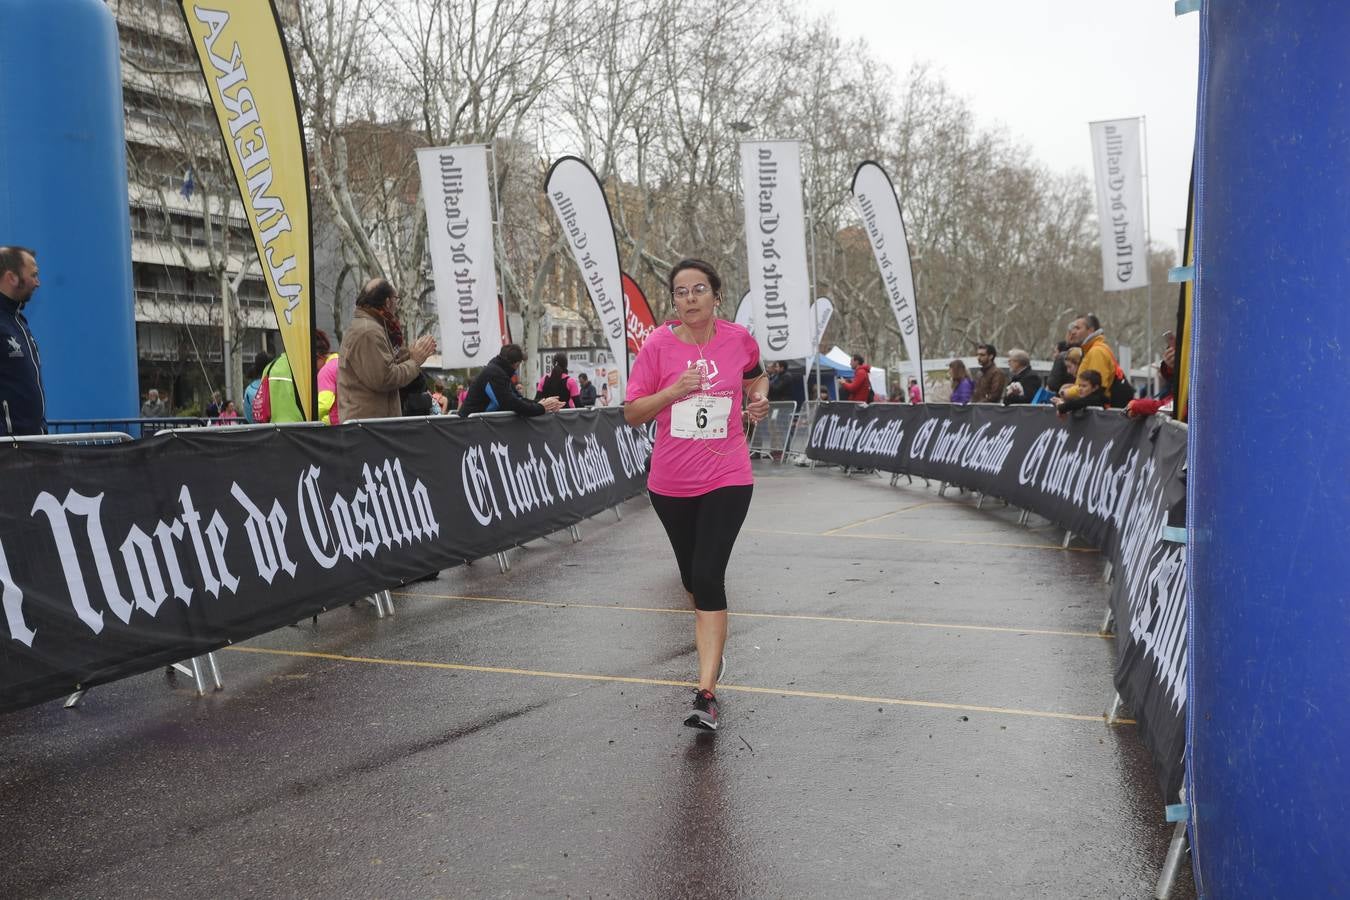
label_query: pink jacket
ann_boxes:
[317,353,340,424]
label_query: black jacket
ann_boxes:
[1046,354,1071,394]
[1056,387,1107,414]
[0,293,45,436]
[458,354,546,417]
[1003,366,1043,405]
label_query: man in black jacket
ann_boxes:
[458,344,563,417]
[0,246,45,436]
[576,373,598,407]
[1002,348,1042,405]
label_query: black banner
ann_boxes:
[808,403,1187,800]
[0,410,652,714]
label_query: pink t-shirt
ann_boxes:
[626,320,762,497]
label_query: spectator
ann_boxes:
[401,371,435,417]
[767,360,793,403]
[1057,347,1084,396]
[260,330,332,423]
[970,342,1008,403]
[1062,314,1120,400]
[577,372,598,408]
[338,278,437,421]
[838,353,873,402]
[1045,339,1072,394]
[204,390,223,419]
[1053,368,1106,415]
[1002,348,1042,405]
[948,359,975,404]
[1155,331,1177,399]
[213,399,241,424]
[0,245,45,436]
[536,352,581,408]
[1127,331,1178,419]
[908,377,922,404]
[140,388,168,418]
[458,344,562,417]
[316,332,340,424]
[242,351,272,423]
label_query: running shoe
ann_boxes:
[684,689,720,731]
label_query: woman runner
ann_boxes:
[624,258,770,731]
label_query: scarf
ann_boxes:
[359,303,404,349]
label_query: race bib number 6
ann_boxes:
[670,394,731,439]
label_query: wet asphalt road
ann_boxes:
[0,462,1194,898]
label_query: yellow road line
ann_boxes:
[744,527,1100,553]
[394,592,1111,641]
[224,645,1134,725]
[822,501,942,535]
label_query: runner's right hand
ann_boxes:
[671,366,702,397]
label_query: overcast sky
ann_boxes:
[803,0,1200,256]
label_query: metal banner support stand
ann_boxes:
[367,590,395,618]
[1154,784,1190,900]
[63,649,225,708]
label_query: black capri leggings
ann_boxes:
[648,485,753,612]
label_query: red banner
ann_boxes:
[622,273,657,355]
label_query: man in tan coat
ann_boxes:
[337,278,436,421]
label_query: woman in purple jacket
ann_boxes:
[948,359,975,404]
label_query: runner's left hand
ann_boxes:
[746,391,769,423]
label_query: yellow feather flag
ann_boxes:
[178,1,314,419]
[1174,172,1194,423]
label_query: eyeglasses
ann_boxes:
[672,283,712,300]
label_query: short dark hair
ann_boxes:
[577,373,589,382]
[1081,369,1103,388]
[500,344,525,366]
[1082,314,1101,332]
[0,246,36,278]
[314,329,331,357]
[977,342,996,357]
[851,354,865,366]
[356,278,396,308]
[667,258,722,298]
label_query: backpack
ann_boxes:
[1108,369,1135,408]
[540,371,572,406]
[1099,344,1136,408]
[866,386,875,403]
[251,361,273,423]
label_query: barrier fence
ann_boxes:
[806,401,1188,803]
[0,408,653,713]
